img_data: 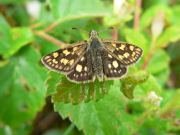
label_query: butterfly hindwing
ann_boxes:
[41,42,87,73]
[67,51,94,83]
[103,40,142,66]
[102,50,127,79]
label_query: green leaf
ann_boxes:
[49,0,109,22]
[48,71,113,104]
[0,15,13,58]
[54,87,137,135]
[121,70,149,99]
[171,5,180,26]
[135,75,162,98]
[46,71,63,95]
[138,117,169,135]
[161,89,180,113]
[0,0,25,4]
[0,15,34,58]
[147,49,170,86]
[140,5,172,30]
[147,49,169,74]
[0,46,47,133]
[9,27,34,56]
[156,26,180,48]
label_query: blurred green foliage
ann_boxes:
[0,0,180,135]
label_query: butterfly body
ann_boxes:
[88,33,105,81]
[41,30,143,83]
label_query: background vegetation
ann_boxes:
[0,0,180,135]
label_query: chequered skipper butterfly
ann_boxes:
[41,30,142,83]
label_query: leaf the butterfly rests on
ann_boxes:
[41,30,143,83]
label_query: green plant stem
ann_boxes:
[142,38,157,69]
[134,0,142,30]
[63,123,75,135]
[33,30,66,47]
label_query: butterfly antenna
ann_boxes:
[98,27,115,34]
[71,27,89,35]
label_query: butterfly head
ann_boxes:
[89,30,99,39]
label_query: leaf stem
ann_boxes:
[33,30,65,47]
[63,123,75,135]
[141,49,154,70]
[134,0,142,30]
[30,22,44,29]
[111,27,119,40]
[44,21,61,33]
[141,39,156,69]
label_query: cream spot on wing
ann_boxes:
[52,59,58,64]
[47,59,52,62]
[84,66,87,71]
[119,44,125,50]
[112,43,116,47]
[53,52,59,58]
[60,58,64,63]
[63,50,70,56]
[108,64,112,69]
[114,70,117,73]
[130,59,134,62]
[44,56,50,60]
[69,59,74,65]
[80,57,85,61]
[108,54,113,58]
[55,65,58,68]
[59,66,63,69]
[135,50,141,54]
[132,52,136,57]
[63,59,69,65]
[118,55,123,60]
[112,60,118,68]
[76,64,82,72]
[124,53,130,58]
[77,52,81,55]
[135,48,141,52]
[73,47,78,51]
[129,46,134,51]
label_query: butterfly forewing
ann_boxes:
[103,40,142,66]
[67,51,94,83]
[102,50,127,79]
[41,42,87,73]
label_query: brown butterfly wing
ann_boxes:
[103,40,143,66]
[41,41,88,73]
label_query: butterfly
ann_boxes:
[41,30,143,83]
